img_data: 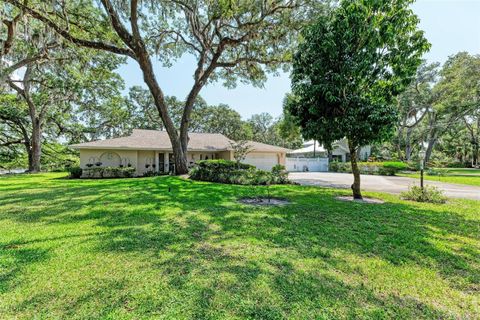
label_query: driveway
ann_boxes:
[289,172,480,200]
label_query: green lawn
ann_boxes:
[436,168,480,176]
[399,169,480,187]
[1,173,479,319]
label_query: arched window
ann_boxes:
[99,152,122,167]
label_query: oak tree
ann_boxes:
[4,0,324,173]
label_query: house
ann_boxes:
[288,139,371,162]
[71,129,290,175]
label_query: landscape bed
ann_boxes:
[0,173,479,319]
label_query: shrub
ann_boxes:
[142,170,168,177]
[445,162,468,168]
[68,166,82,179]
[271,165,289,184]
[426,169,447,176]
[329,161,407,176]
[401,185,447,204]
[190,160,288,185]
[382,161,409,175]
[329,161,340,172]
[81,167,135,179]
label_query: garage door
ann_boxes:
[243,153,279,171]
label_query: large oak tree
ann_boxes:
[1,4,124,171]
[5,0,325,173]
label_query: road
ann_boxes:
[289,172,480,200]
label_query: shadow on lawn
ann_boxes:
[0,175,478,318]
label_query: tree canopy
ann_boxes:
[286,0,430,198]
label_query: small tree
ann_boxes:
[229,140,252,169]
[287,0,430,199]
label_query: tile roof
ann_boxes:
[71,129,290,153]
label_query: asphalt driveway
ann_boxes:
[289,172,480,200]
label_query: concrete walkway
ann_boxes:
[289,172,480,200]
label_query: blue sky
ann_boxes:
[116,0,480,120]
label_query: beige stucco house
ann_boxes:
[71,129,290,176]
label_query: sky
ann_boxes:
[116,0,480,120]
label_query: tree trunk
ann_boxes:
[473,142,479,167]
[327,149,333,162]
[348,140,362,200]
[405,127,412,161]
[134,48,190,174]
[425,136,436,166]
[171,139,189,174]
[396,125,404,161]
[25,141,34,172]
[30,120,42,172]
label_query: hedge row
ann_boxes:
[329,161,408,176]
[68,166,135,179]
[190,160,289,185]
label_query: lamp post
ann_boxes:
[418,147,426,191]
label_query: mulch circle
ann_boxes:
[335,196,385,204]
[238,197,290,206]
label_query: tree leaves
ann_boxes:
[287,0,430,148]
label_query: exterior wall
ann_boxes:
[79,149,286,175]
[218,151,233,161]
[137,150,156,176]
[278,152,286,166]
[187,152,218,163]
[243,152,285,171]
[79,149,138,171]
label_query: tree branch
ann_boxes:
[0,139,24,147]
[99,0,135,50]
[4,0,135,58]
[1,13,22,56]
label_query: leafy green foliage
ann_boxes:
[81,167,135,179]
[329,161,408,176]
[386,53,480,165]
[287,0,430,148]
[287,0,430,198]
[401,185,447,204]
[190,160,289,185]
[271,165,289,184]
[67,166,83,179]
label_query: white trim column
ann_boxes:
[164,152,169,173]
[155,151,159,172]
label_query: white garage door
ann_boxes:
[243,153,279,171]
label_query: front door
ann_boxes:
[158,153,165,173]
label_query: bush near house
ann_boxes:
[67,166,83,179]
[81,167,135,179]
[329,161,408,176]
[189,160,290,185]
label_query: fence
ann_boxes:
[286,157,329,172]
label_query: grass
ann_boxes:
[435,168,480,176]
[0,173,479,319]
[399,168,480,187]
